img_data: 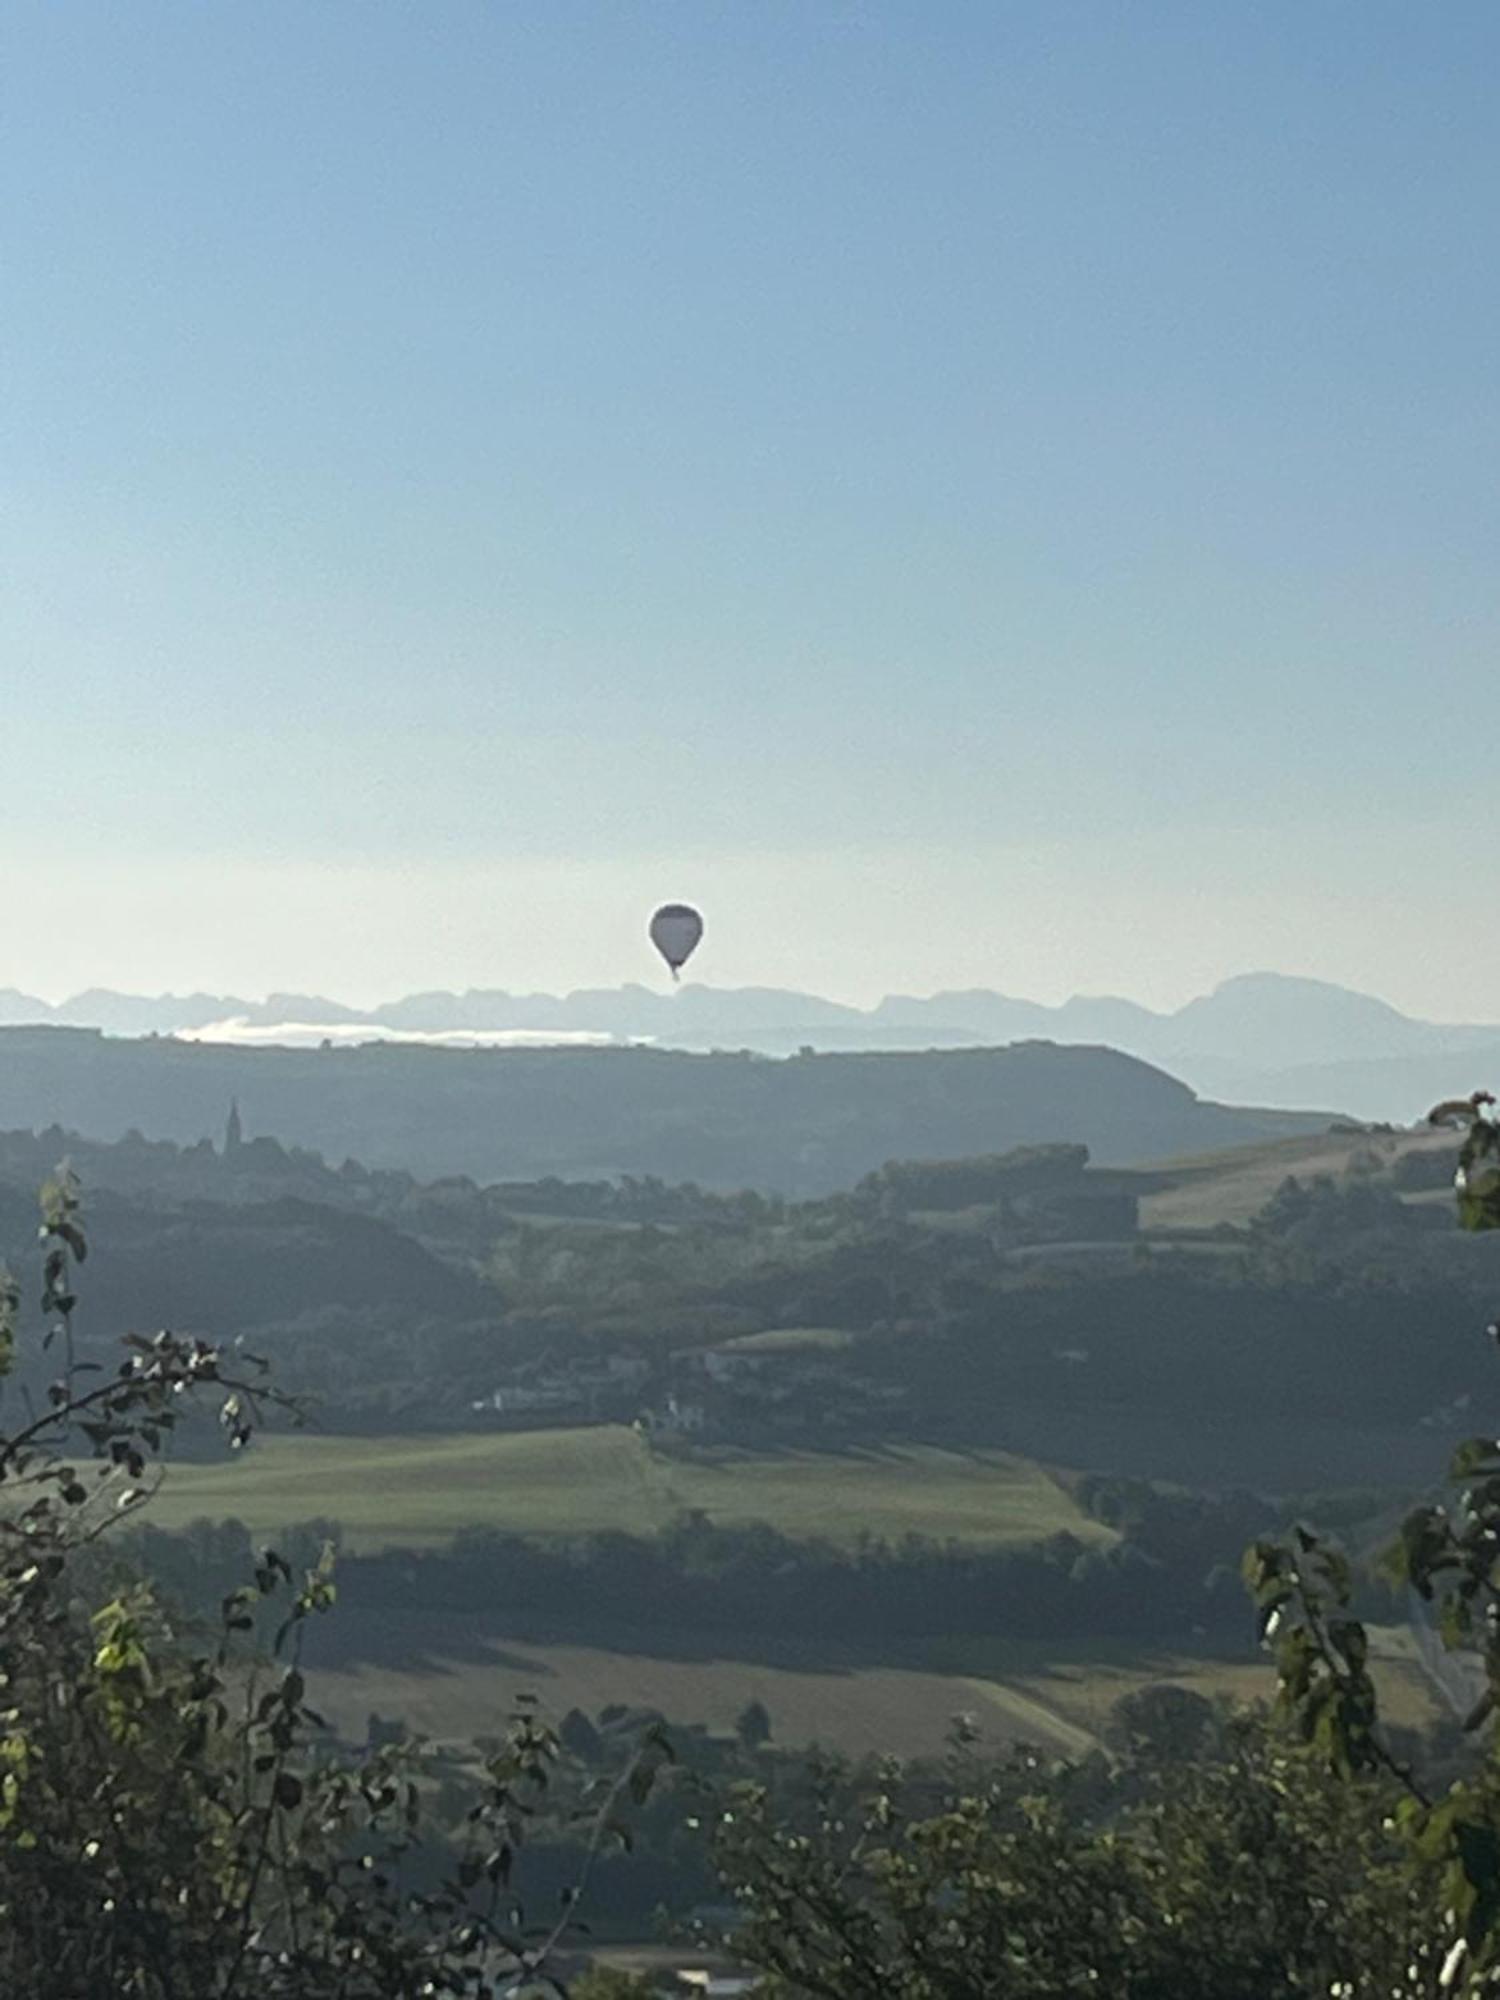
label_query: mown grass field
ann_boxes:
[298,1615,1441,1760]
[303,1617,1098,1760]
[1139,1127,1454,1233]
[989,1631,1439,1739]
[150,1425,1108,1553]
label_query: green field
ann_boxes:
[150,1425,1107,1553]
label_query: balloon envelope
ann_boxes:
[650,903,703,977]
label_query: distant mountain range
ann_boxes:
[0,972,1493,1123]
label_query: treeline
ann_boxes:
[124,1249,1500,1461]
[883,1266,1497,1429]
[855,1143,1093,1211]
[131,1501,1282,1651]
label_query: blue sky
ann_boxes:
[4,3,1496,1010]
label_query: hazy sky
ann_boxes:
[4,3,1496,1013]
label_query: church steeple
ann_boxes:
[224,1099,244,1156]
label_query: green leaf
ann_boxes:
[1450,1439,1500,1480]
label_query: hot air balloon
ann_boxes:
[649,903,703,981]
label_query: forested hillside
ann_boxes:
[0,1113,1477,1493]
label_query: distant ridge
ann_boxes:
[0,1029,1328,1194]
[0,972,1493,1122]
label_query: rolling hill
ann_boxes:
[0,1028,1328,1194]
